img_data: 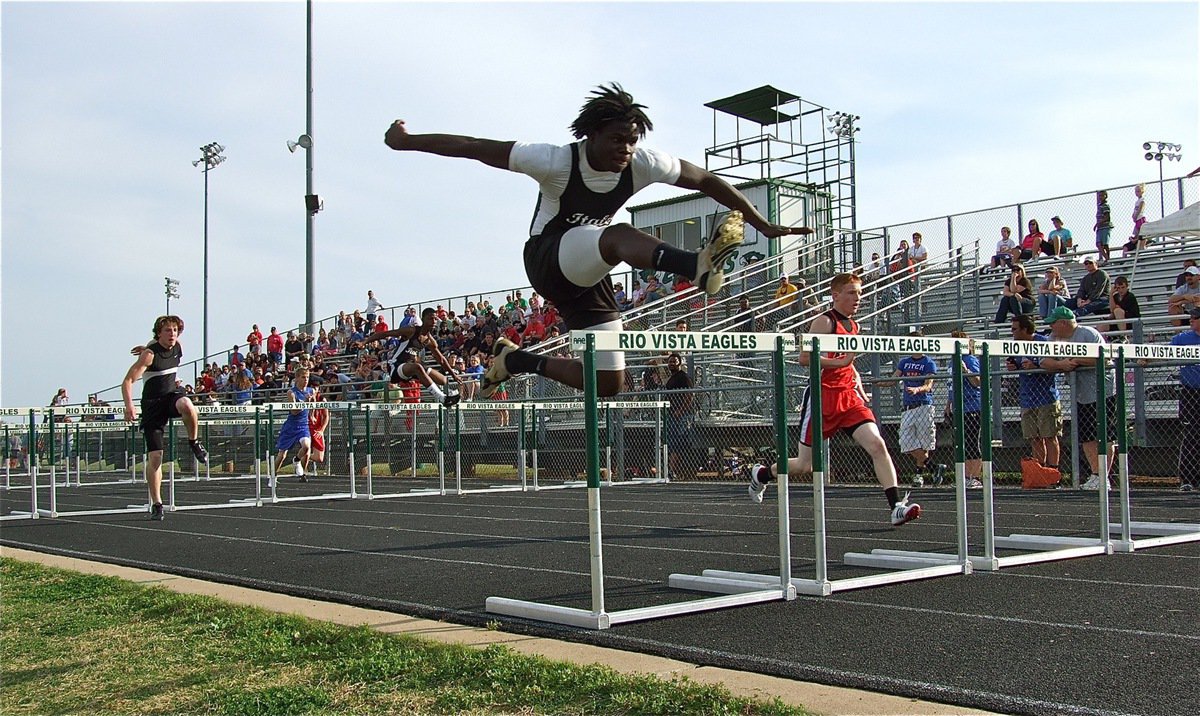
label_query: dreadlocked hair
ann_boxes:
[569,83,653,140]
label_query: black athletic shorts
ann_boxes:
[140,390,186,453]
[1077,396,1119,443]
[523,232,620,330]
[962,410,982,461]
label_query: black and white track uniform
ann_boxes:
[509,140,679,370]
[140,342,186,452]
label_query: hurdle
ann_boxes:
[486,330,797,629]
[263,401,358,504]
[362,402,447,498]
[1,409,41,521]
[672,334,973,597]
[1107,344,1200,551]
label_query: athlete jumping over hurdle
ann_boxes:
[362,307,462,407]
[121,315,209,521]
[748,273,922,527]
[384,83,811,398]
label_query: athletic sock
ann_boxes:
[428,383,445,401]
[652,244,698,279]
[753,465,776,485]
[506,349,547,376]
[885,486,900,508]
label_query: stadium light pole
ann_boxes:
[1142,140,1183,217]
[164,277,180,316]
[192,141,226,366]
[288,0,321,334]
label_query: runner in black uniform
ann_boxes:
[384,83,811,398]
[121,315,208,521]
[362,307,462,406]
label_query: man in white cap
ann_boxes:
[1040,306,1116,489]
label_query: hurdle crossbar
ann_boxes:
[487,331,797,629]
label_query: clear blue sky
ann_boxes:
[2,1,1197,408]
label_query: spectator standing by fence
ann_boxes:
[664,352,697,480]
[894,336,945,487]
[266,327,284,366]
[1172,309,1200,491]
[1041,307,1116,489]
[945,330,982,488]
[365,290,384,323]
[1008,315,1064,485]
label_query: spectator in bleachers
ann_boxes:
[1037,266,1070,320]
[522,308,547,346]
[529,292,542,313]
[627,280,643,308]
[228,344,244,369]
[993,264,1035,323]
[266,327,284,365]
[284,331,305,362]
[1172,308,1200,491]
[773,274,799,323]
[1122,184,1148,257]
[373,314,390,334]
[863,251,883,284]
[1066,257,1110,317]
[246,324,263,355]
[1094,190,1113,264]
[1107,276,1141,336]
[992,226,1018,269]
[1041,306,1116,489]
[1008,314,1063,479]
[514,290,529,312]
[1020,219,1043,263]
[639,275,668,305]
[909,232,928,267]
[398,306,417,327]
[365,290,384,323]
[889,239,915,300]
[733,295,757,333]
[1175,259,1197,289]
[462,355,484,400]
[1046,216,1073,256]
[614,281,631,311]
[1168,266,1200,325]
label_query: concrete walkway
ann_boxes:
[2,546,996,716]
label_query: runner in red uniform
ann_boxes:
[306,392,329,476]
[748,273,921,526]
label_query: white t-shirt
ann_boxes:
[508,141,681,236]
[996,237,1017,254]
[910,244,928,262]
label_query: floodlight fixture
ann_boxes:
[287,134,313,153]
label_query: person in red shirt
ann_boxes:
[522,310,547,346]
[747,273,921,527]
[1020,219,1043,263]
[503,322,522,345]
[266,327,285,365]
[246,324,263,355]
[305,392,329,476]
[373,316,389,333]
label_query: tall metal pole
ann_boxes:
[1158,161,1165,218]
[305,0,315,333]
[203,167,210,364]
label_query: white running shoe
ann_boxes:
[890,492,922,526]
[1081,474,1102,490]
[694,210,745,295]
[294,462,304,478]
[481,338,519,399]
[747,465,768,504]
[965,478,984,489]
[911,475,924,488]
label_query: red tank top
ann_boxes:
[818,309,860,392]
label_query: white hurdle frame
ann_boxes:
[487,330,798,629]
[362,403,446,499]
[672,334,973,597]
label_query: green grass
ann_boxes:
[0,559,809,716]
